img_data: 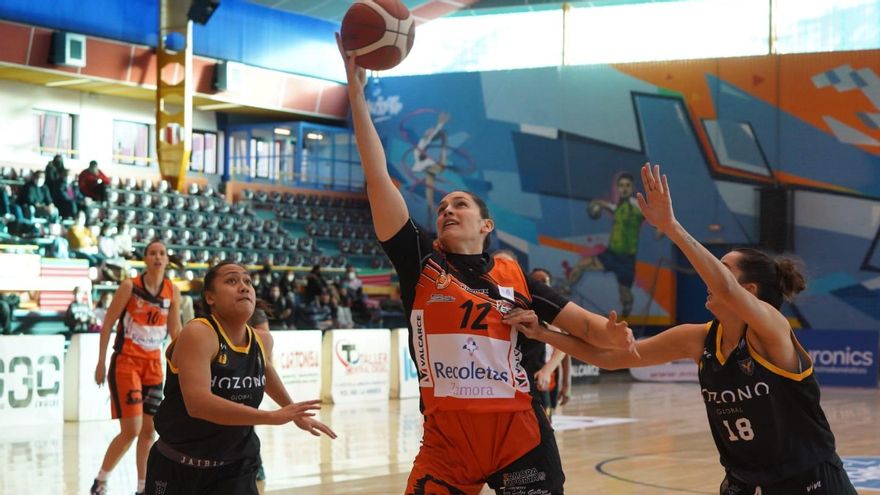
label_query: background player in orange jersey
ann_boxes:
[519,164,857,495]
[91,240,181,495]
[340,34,637,495]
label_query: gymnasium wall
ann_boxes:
[0,0,341,81]
[0,79,219,176]
[370,50,880,329]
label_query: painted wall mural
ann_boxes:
[368,50,880,329]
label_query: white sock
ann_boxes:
[96,470,109,482]
[137,479,146,492]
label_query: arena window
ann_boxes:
[33,109,77,158]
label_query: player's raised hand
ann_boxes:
[636,162,677,234]
[605,310,640,358]
[335,32,366,92]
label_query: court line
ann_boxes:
[595,454,714,494]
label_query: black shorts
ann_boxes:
[720,459,857,495]
[486,402,565,495]
[144,443,260,495]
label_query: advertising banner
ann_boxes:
[797,329,878,388]
[322,329,391,403]
[260,330,323,409]
[64,333,115,421]
[390,328,419,398]
[0,335,64,425]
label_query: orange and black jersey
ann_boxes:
[113,274,174,360]
[381,219,569,413]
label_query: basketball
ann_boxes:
[340,0,416,71]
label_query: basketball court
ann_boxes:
[3,373,878,494]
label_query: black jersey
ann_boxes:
[154,316,267,461]
[699,321,838,485]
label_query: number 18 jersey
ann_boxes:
[699,320,838,485]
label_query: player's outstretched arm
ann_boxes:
[337,33,408,241]
[174,320,321,426]
[636,163,792,360]
[516,313,706,370]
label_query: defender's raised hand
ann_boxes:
[636,163,677,234]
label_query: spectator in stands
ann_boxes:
[64,286,94,335]
[78,160,110,202]
[17,170,59,222]
[266,285,294,329]
[115,221,135,259]
[336,285,354,329]
[98,223,126,282]
[1,184,17,220]
[50,171,88,219]
[280,270,297,296]
[300,290,334,330]
[305,264,328,303]
[342,265,363,294]
[0,292,20,334]
[45,154,68,191]
[91,292,113,333]
[67,210,104,266]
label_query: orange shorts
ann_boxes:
[405,402,564,495]
[108,352,163,419]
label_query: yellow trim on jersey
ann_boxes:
[212,315,251,354]
[746,335,813,382]
[715,321,728,365]
[167,356,179,374]
[252,329,268,368]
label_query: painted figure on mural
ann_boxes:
[564,172,644,317]
[411,111,450,223]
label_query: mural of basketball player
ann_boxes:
[411,112,449,222]
[566,172,644,317]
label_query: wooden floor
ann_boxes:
[3,374,878,494]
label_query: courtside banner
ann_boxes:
[570,356,600,385]
[390,328,419,398]
[322,329,391,403]
[64,333,114,421]
[0,335,64,425]
[261,330,322,410]
[797,329,878,388]
[630,358,699,382]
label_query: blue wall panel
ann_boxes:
[0,0,341,80]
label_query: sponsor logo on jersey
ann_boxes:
[210,374,266,390]
[462,337,479,355]
[427,294,455,304]
[495,300,514,315]
[701,382,770,405]
[411,310,433,387]
[737,356,755,376]
[435,272,451,289]
[428,334,517,399]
